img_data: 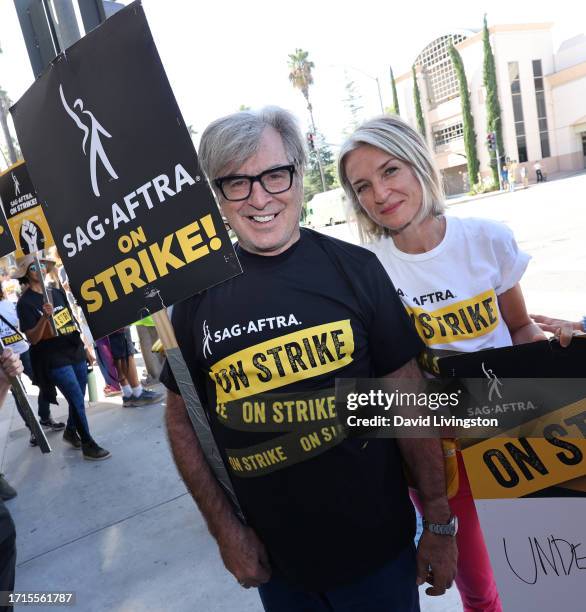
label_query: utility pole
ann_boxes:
[307,102,327,192]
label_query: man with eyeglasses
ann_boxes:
[160,107,456,611]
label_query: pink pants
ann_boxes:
[411,452,503,612]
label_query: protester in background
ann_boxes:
[14,255,110,461]
[534,161,544,182]
[0,275,19,304]
[338,115,548,612]
[94,336,121,396]
[107,327,162,407]
[0,348,24,607]
[134,315,163,383]
[0,286,64,447]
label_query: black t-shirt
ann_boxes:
[17,287,85,368]
[161,229,424,591]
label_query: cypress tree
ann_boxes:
[412,65,425,137]
[390,66,400,115]
[448,43,480,187]
[482,14,503,187]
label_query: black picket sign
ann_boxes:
[11,1,241,339]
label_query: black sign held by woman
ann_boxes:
[10,1,240,339]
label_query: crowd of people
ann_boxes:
[0,253,163,466]
[0,105,582,612]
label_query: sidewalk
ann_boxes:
[1,380,462,611]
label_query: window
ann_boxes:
[533,59,550,159]
[433,122,464,149]
[416,34,468,107]
[509,61,528,162]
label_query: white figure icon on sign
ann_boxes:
[482,362,503,402]
[59,84,118,197]
[12,173,20,196]
[202,321,212,358]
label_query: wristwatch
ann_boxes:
[422,515,458,536]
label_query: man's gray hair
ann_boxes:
[198,106,307,190]
[338,115,446,242]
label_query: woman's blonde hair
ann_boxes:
[338,115,445,243]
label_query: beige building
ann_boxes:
[395,23,586,195]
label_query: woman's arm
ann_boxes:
[24,303,55,345]
[498,284,546,345]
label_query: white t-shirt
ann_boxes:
[0,299,30,355]
[366,216,530,351]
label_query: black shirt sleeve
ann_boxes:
[361,255,425,376]
[16,291,41,333]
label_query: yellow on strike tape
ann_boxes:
[209,320,354,403]
[462,399,586,499]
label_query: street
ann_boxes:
[1,172,585,611]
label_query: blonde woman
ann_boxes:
[338,115,546,612]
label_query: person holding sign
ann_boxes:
[13,255,110,461]
[0,286,65,447]
[161,107,457,611]
[337,115,549,612]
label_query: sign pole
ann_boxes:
[0,336,51,453]
[152,310,246,523]
[32,253,57,335]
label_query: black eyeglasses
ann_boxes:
[28,263,46,273]
[214,164,295,202]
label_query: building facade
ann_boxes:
[395,23,586,195]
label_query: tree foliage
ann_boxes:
[343,77,363,133]
[448,43,480,186]
[304,133,337,204]
[288,48,315,107]
[482,14,503,186]
[412,65,425,137]
[389,66,400,115]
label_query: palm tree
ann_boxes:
[288,48,326,191]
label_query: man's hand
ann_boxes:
[0,349,23,381]
[217,522,272,588]
[416,530,458,596]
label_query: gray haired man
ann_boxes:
[160,107,457,611]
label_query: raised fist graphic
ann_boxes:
[21,219,41,254]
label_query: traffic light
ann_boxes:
[307,132,315,152]
[486,132,496,151]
